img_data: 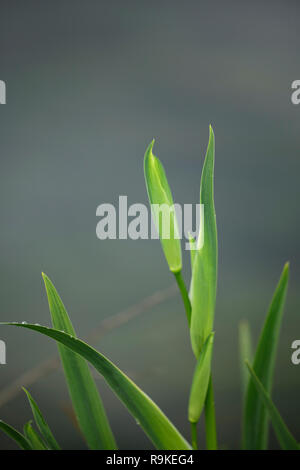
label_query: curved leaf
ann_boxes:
[42,273,116,450]
[190,126,217,358]
[23,421,47,450]
[243,263,289,449]
[144,140,182,273]
[23,388,60,450]
[2,322,191,450]
[0,420,31,450]
[246,362,299,450]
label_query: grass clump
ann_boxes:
[0,127,298,450]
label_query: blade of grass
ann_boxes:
[246,362,299,450]
[188,333,214,424]
[2,322,191,450]
[189,126,218,449]
[23,388,60,450]
[23,421,47,450]
[239,320,253,398]
[243,263,289,450]
[190,125,217,358]
[42,273,116,450]
[0,420,31,450]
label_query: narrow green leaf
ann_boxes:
[190,126,218,358]
[23,388,60,450]
[239,320,253,397]
[144,140,182,273]
[23,421,47,450]
[243,263,289,450]
[2,322,191,450]
[42,273,116,450]
[0,420,31,450]
[188,333,214,423]
[246,362,299,450]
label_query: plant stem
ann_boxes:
[204,375,218,450]
[191,422,198,450]
[173,271,191,326]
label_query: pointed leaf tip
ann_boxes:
[243,263,289,449]
[245,361,298,450]
[143,140,182,273]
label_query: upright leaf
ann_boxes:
[42,273,116,450]
[144,140,182,273]
[0,420,31,450]
[2,322,191,450]
[188,333,214,423]
[243,263,289,449]
[246,362,299,450]
[23,421,47,450]
[23,388,60,450]
[190,126,218,358]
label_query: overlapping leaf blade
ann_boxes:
[246,362,299,450]
[42,273,116,450]
[23,421,47,450]
[243,263,289,449]
[23,388,60,450]
[190,126,217,358]
[0,420,31,450]
[188,333,214,423]
[2,322,191,450]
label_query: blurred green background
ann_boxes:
[0,0,299,449]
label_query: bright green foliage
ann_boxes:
[190,126,217,358]
[144,140,182,273]
[3,322,191,450]
[0,129,298,451]
[23,421,47,450]
[246,362,299,450]
[42,273,116,450]
[243,263,289,449]
[0,420,31,450]
[188,333,214,423]
[23,388,60,450]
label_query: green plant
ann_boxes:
[0,127,298,450]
